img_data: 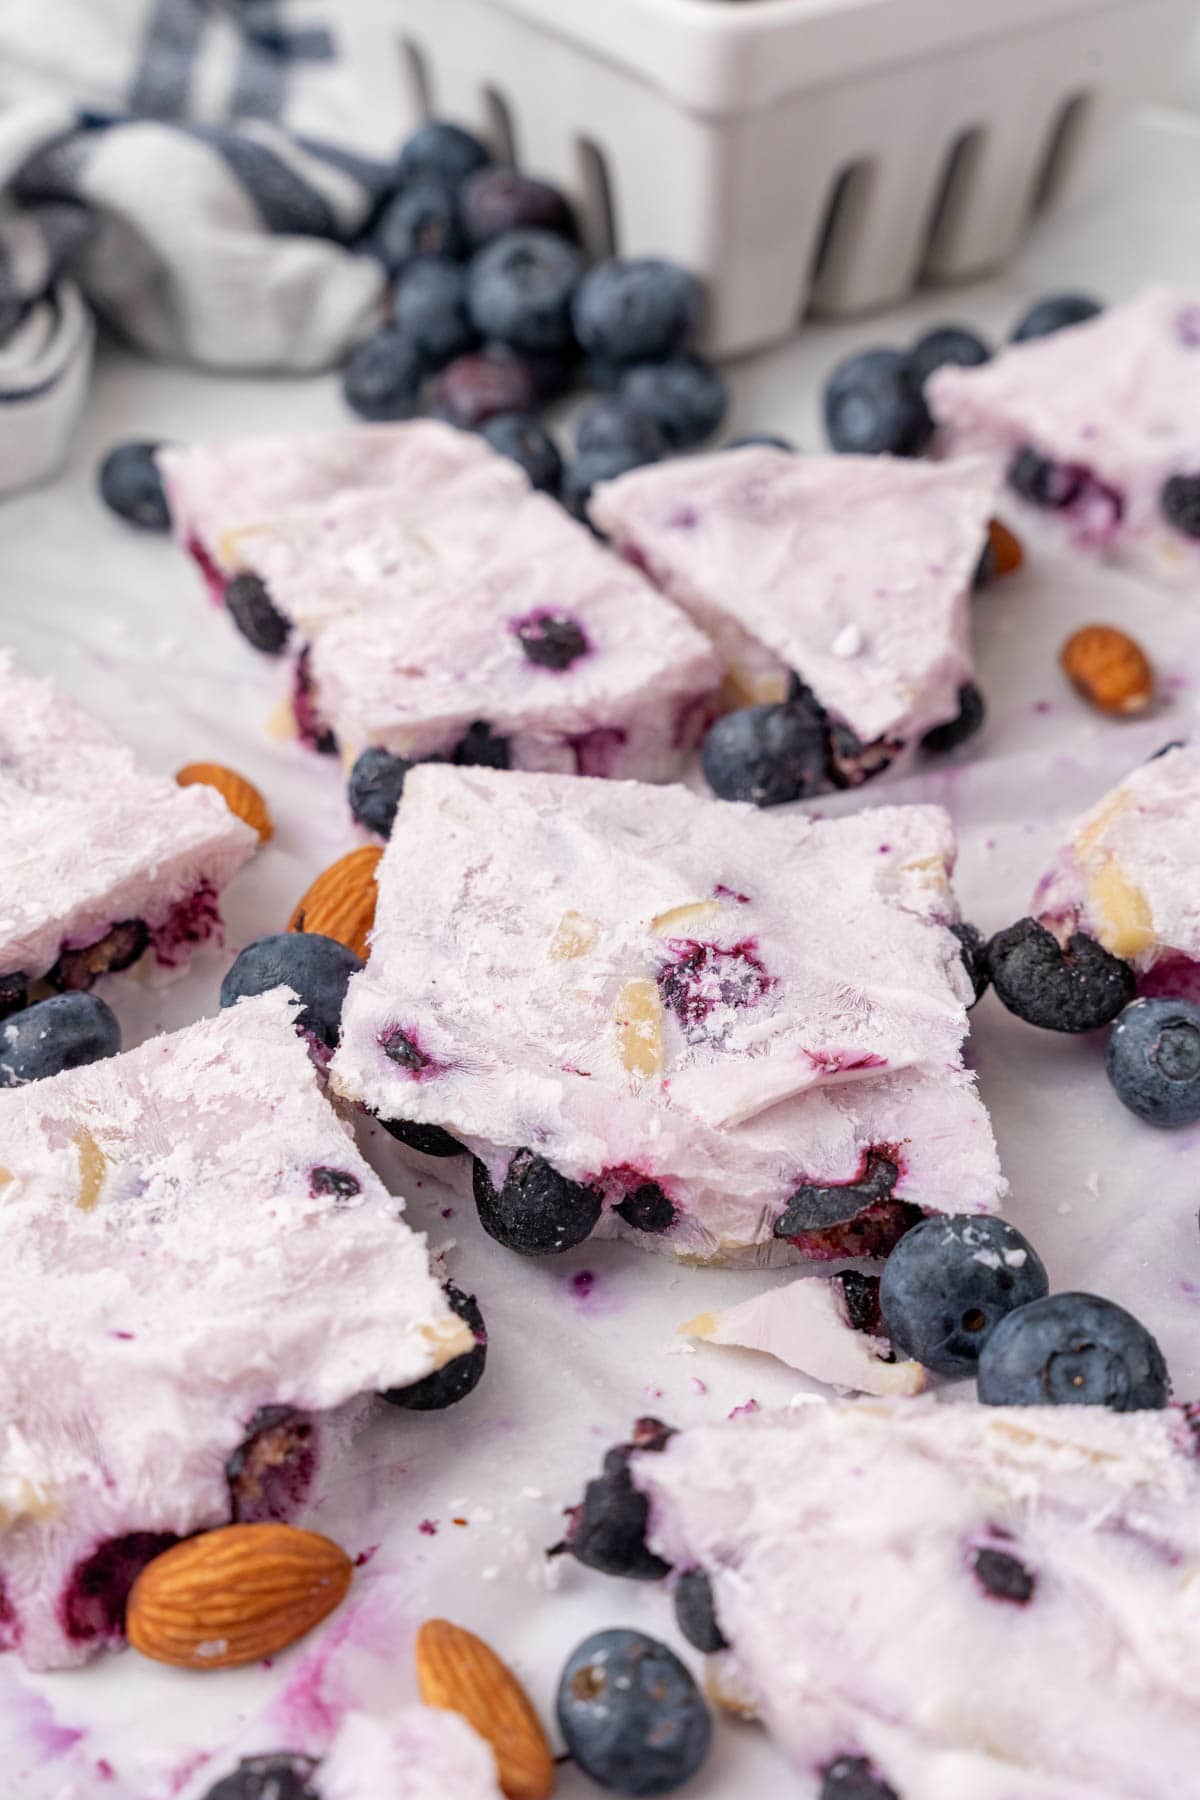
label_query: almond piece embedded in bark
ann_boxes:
[176,762,273,843]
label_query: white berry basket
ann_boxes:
[396,0,1191,356]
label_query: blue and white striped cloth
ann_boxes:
[0,0,409,494]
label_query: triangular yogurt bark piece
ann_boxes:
[632,1398,1200,1798]
[330,765,1004,1265]
[0,990,471,1670]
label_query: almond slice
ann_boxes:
[614,978,664,1079]
[176,762,273,844]
[289,845,383,963]
[416,1619,555,1800]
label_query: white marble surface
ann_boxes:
[2,105,1200,1800]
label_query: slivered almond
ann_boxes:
[289,845,383,962]
[1060,624,1154,715]
[127,1523,352,1670]
[176,762,273,844]
[614,978,664,1079]
[651,900,720,936]
[416,1619,555,1800]
[549,911,598,961]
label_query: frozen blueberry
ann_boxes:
[1011,292,1102,342]
[973,1546,1035,1604]
[491,337,582,402]
[0,972,27,1022]
[0,992,120,1087]
[563,446,654,525]
[460,167,577,247]
[481,413,563,493]
[468,229,584,353]
[514,612,589,670]
[909,324,991,387]
[775,1152,898,1237]
[673,1568,727,1653]
[823,348,933,457]
[220,932,363,1050]
[97,441,171,531]
[820,1756,899,1800]
[202,1754,321,1800]
[576,400,666,464]
[702,701,828,807]
[919,681,986,754]
[380,1027,431,1071]
[430,348,538,429]
[473,1148,602,1255]
[1007,446,1084,509]
[50,921,148,992]
[572,258,703,366]
[987,917,1135,1033]
[557,1629,711,1797]
[397,120,490,189]
[616,354,728,450]
[879,1215,1049,1378]
[836,1269,883,1334]
[1106,997,1200,1128]
[348,745,413,838]
[342,327,422,422]
[382,1282,487,1411]
[373,178,464,271]
[382,1116,465,1158]
[224,572,290,656]
[453,720,510,768]
[390,257,477,370]
[556,1420,675,1579]
[950,922,991,1007]
[728,431,795,451]
[1160,472,1200,539]
[615,1182,677,1235]
[978,1291,1169,1411]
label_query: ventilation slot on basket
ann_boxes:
[1030,92,1094,215]
[400,38,432,120]
[482,87,518,165]
[806,160,876,316]
[577,137,617,259]
[919,126,986,280]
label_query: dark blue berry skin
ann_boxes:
[823,348,933,457]
[382,1283,487,1411]
[673,1569,727,1653]
[342,327,422,422]
[492,338,582,403]
[775,1152,897,1237]
[616,354,728,451]
[0,972,27,1021]
[615,1182,677,1235]
[0,993,120,1087]
[514,612,589,670]
[978,1291,1169,1411]
[1160,473,1200,539]
[1007,446,1083,509]
[879,1215,1049,1377]
[1106,997,1200,1128]
[468,229,584,353]
[397,121,490,189]
[453,720,510,769]
[919,681,986,754]
[987,918,1135,1033]
[348,745,412,838]
[950,922,991,1007]
[559,1419,675,1578]
[576,401,665,465]
[1011,293,1102,342]
[382,1116,465,1158]
[909,324,991,387]
[98,441,171,531]
[729,431,795,452]
[460,167,577,248]
[563,446,655,525]
[572,258,703,366]
[481,413,563,494]
[202,1753,320,1800]
[430,348,538,429]
[390,257,477,369]
[224,573,290,656]
[702,702,828,807]
[557,1629,712,1797]
[373,179,465,271]
[973,1546,1035,1603]
[473,1148,601,1255]
[220,933,363,1050]
[820,1756,899,1800]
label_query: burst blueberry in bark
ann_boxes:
[987,918,1136,1033]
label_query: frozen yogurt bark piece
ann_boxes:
[929,286,1200,586]
[192,1709,503,1800]
[331,764,1004,1264]
[0,990,471,1670]
[632,1397,1200,1798]
[589,447,999,777]
[0,649,256,998]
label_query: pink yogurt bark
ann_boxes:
[0,990,471,1671]
[633,1398,1200,1799]
[330,765,1004,1265]
[929,286,1200,585]
[0,649,256,993]
[190,1710,503,1800]
[589,447,999,773]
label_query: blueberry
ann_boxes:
[701,702,828,807]
[614,1182,677,1235]
[0,993,120,1087]
[1007,446,1083,509]
[775,1152,898,1237]
[972,1546,1035,1604]
[514,612,589,670]
[380,1027,431,1071]
[978,1291,1169,1410]
[879,1215,1049,1378]
[473,1148,602,1255]
[987,917,1135,1033]
[429,349,538,429]
[382,1282,487,1411]
[467,229,584,353]
[202,1753,321,1800]
[49,922,148,992]
[563,447,655,525]
[572,258,703,366]
[1160,473,1200,539]
[373,179,464,271]
[909,324,991,386]
[1106,997,1200,1127]
[227,1407,315,1523]
[460,167,577,248]
[97,441,171,532]
[390,257,477,369]
[397,121,490,189]
[342,327,422,422]
[616,354,727,451]
[557,1629,711,1797]
[823,348,933,457]
[224,573,290,656]
[481,413,563,494]
[491,337,582,402]
[919,681,986,754]
[348,745,413,838]
[1011,293,1102,342]
[576,401,666,464]
[556,1419,675,1579]
[835,1269,883,1334]
[820,1756,899,1800]
[673,1569,727,1653]
[382,1117,465,1158]
[453,720,510,769]
[728,431,795,452]
[220,933,363,1050]
[950,921,991,1007]
[0,972,27,1022]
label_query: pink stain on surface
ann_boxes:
[570,1270,596,1300]
[729,1399,761,1421]
[418,1519,438,1537]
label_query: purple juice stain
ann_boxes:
[186,535,226,606]
[728,1399,760,1420]
[60,1533,180,1644]
[657,937,774,1040]
[712,884,750,904]
[418,1519,438,1537]
[292,645,338,755]
[150,881,222,968]
[1176,305,1200,347]
[354,1544,379,1568]
[667,504,698,530]
[570,1270,596,1300]
[110,1330,134,1341]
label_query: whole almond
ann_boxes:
[289,845,382,962]
[127,1523,351,1670]
[177,762,273,843]
[986,517,1023,579]
[416,1619,555,1800]
[1060,624,1154,715]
